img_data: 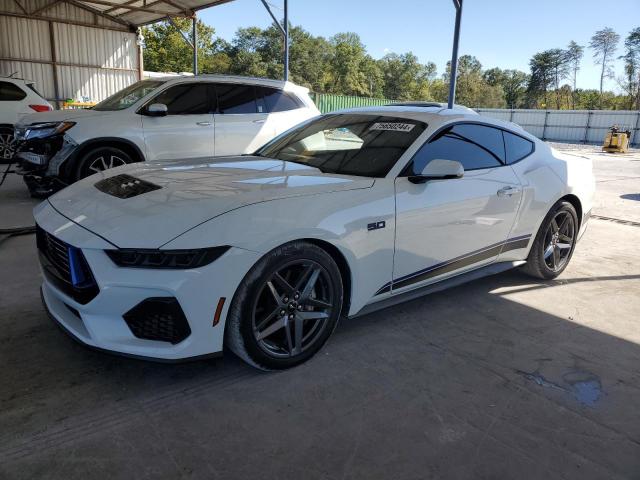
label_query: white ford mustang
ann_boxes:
[35,106,595,369]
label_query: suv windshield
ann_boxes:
[256,114,427,177]
[93,80,165,111]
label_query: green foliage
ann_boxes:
[142,21,638,110]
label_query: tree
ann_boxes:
[566,41,584,108]
[327,32,369,96]
[379,52,436,100]
[484,68,529,108]
[590,27,621,107]
[619,27,640,109]
[142,18,221,74]
[547,49,570,109]
[527,51,554,107]
[443,56,505,108]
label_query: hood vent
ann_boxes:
[94,174,161,199]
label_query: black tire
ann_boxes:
[522,200,578,280]
[75,146,132,180]
[0,126,16,163]
[225,241,344,370]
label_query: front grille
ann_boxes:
[94,174,161,199]
[36,225,99,304]
[123,298,191,344]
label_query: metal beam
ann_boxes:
[259,0,285,36]
[192,14,198,75]
[0,11,131,32]
[103,0,191,17]
[65,0,133,27]
[11,0,28,15]
[79,0,184,16]
[166,15,193,49]
[30,0,64,16]
[283,0,288,81]
[447,0,463,109]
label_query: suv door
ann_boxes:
[391,123,524,293]
[141,83,214,161]
[213,83,275,156]
[0,81,28,125]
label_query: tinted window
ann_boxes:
[503,130,534,164]
[259,87,300,112]
[95,80,164,111]
[257,114,427,177]
[216,84,257,114]
[152,84,210,115]
[410,123,504,174]
[0,82,27,101]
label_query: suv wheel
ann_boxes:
[0,127,16,162]
[76,146,132,180]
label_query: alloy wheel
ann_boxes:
[0,131,16,160]
[88,154,126,173]
[543,210,575,272]
[252,260,335,358]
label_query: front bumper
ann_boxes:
[35,202,261,361]
[14,133,78,197]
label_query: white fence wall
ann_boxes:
[1,0,139,107]
[476,109,640,146]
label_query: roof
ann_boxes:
[29,0,237,28]
[333,106,531,136]
[146,74,308,91]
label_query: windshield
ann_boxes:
[93,80,165,111]
[256,114,427,177]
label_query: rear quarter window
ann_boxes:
[0,82,27,101]
[503,130,534,164]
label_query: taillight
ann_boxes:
[29,104,52,112]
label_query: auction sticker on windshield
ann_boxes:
[369,122,416,132]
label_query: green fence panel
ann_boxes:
[311,93,396,114]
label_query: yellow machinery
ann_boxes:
[602,125,631,153]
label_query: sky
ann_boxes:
[199,0,640,92]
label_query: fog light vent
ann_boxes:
[123,297,191,344]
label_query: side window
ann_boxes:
[215,84,257,114]
[151,84,209,115]
[503,130,534,164]
[259,87,301,112]
[410,123,505,174]
[0,82,27,101]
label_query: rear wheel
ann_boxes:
[0,126,15,162]
[226,241,343,370]
[75,146,132,180]
[522,200,578,280]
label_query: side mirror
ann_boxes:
[408,159,464,184]
[146,103,168,117]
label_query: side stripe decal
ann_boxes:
[375,234,531,295]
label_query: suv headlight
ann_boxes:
[24,121,75,140]
[105,247,230,269]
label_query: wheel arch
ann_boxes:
[302,238,353,315]
[64,137,145,178]
[559,193,582,228]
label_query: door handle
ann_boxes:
[497,186,521,197]
[196,121,212,126]
[253,119,266,124]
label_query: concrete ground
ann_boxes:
[1,145,639,479]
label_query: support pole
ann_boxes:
[283,0,289,81]
[192,15,198,75]
[447,0,463,109]
[48,21,61,109]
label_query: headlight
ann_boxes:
[105,246,230,269]
[24,121,75,140]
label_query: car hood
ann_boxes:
[47,156,375,248]
[18,108,117,126]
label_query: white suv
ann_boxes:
[0,77,52,161]
[14,75,319,196]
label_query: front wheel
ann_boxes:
[522,200,578,280]
[226,241,344,370]
[0,126,16,162]
[75,146,132,180]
